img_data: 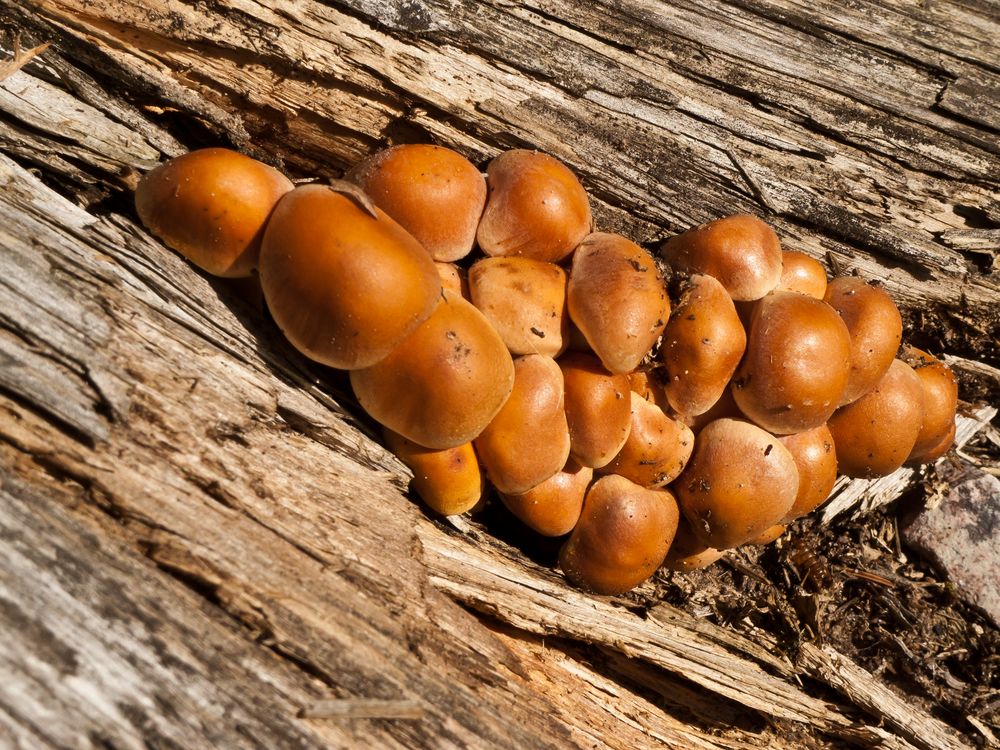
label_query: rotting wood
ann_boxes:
[0,0,997,747]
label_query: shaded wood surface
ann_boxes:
[1,0,998,747]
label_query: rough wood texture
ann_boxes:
[1,0,997,747]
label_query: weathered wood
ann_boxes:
[1,0,997,747]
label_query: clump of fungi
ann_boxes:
[135,143,959,596]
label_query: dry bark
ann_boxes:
[1,0,998,748]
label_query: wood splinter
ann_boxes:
[298,699,425,721]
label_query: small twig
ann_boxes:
[299,699,425,720]
[843,568,895,588]
[0,37,52,83]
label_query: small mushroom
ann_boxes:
[745,523,786,546]
[600,393,694,488]
[477,149,591,262]
[135,148,293,277]
[901,345,959,463]
[824,276,903,405]
[559,475,680,595]
[347,144,486,262]
[382,428,483,516]
[260,183,441,370]
[568,232,669,374]
[660,274,746,417]
[498,457,592,537]
[674,418,799,549]
[827,359,925,478]
[778,424,838,523]
[350,290,514,449]
[475,354,571,495]
[559,352,632,469]
[731,291,852,434]
[775,250,828,299]
[659,215,782,301]
[468,257,568,357]
[662,517,725,571]
[435,261,471,300]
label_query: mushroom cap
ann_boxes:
[662,517,725,571]
[559,475,680,595]
[746,524,786,546]
[660,274,746,417]
[601,392,695,488]
[474,354,571,495]
[135,148,293,278]
[908,420,956,465]
[382,428,483,516]
[351,290,514,449]
[477,149,591,262]
[498,457,592,537]
[659,215,782,301]
[674,418,799,549]
[731,291,852,434]
[827,359,925,478]
[775,250,828,299]
[901,345,959,462]
[435,261,471,300]
[260,183,441,370]
[568,232,669,374]
[346,144,486,262]
[559,352,633,469]
[469,257,568,357]
[778,424,838,523]
[824,276,903,405]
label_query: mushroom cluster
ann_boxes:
[135,145,959,596]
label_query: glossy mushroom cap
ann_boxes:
[601,393,694,488]
[260,183,441,370]
[731,291,852,434]
[662,517,725,571]
[659,215,782,301]
[901,345,959,463]
[382,428,483,516]
[824,276,903,405]
[559,475,680,595]
[477,149,591,262]
[346,144,486,262]
[498,457,592,537]
[135,148,293,278]
[469,257,568,357]
[675,418,799,549]
[775,250,828,299]
[559,352,632,469]
[435,261,471,300]
[568,233,669,374]
[475,354,571,495]
[778,424,838,523]
[827,359,925,478]
[350,291,514,449]
[660,274,746,417]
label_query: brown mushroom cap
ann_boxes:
[568,232,669,374]
[468,257,568,357]
[435,261,471,300]
[260,183,441,370]
[346,144,486,262]
[559,352,632,469]
[908,420,956,465]
[778,424,838,523]
[674,418,799,549]
[601,393,694,488]
[382,428,483,516]
[827,359,925,478]
[498,457,592,537]
[350,290,514,449]
[775,250,828,299]
[477,149,591,262]
[559,475,680,595]
[661,274,746,417]
[659,215,782,301]
[662,517,725,571]
[824,276,903,405]
[746,524,786,546]
[475,354,571,495]
[901,345,959,462]
[677,387,743,434]
[731,291,852,434]
[135,148,293,278]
